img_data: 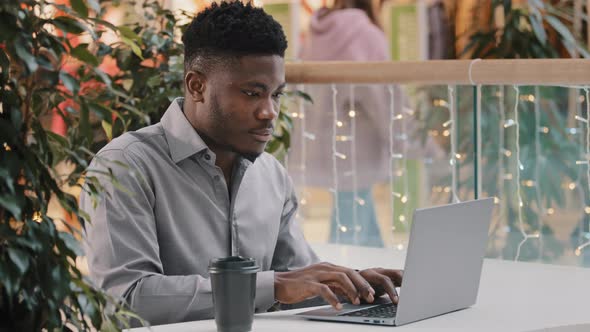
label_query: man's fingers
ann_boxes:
[374,273,398,304]
[316,263,371,303]
[344,269,374,303]
[380,269,403,286]
[319,272,360,305]
[377,269,403,303]
[360,269,400,304]
[312,282,342,310]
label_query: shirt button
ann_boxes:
[213,175,220,181]
[204,154,211,161]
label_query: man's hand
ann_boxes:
[274,262,376,310]
[358,268,403,304]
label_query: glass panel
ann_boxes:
[286,82,590,267]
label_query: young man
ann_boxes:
[81,1,402,326]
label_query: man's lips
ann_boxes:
[249,128,273,142]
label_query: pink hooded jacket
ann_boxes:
[288,8,441,190]
[289,9,399,190]
[300,8,389,61]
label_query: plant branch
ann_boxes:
[21,76,35,145]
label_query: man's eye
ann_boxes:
[242,90,259,97]
[272,92,284,99]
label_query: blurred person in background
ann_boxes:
[291,0,441,247]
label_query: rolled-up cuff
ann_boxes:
[255,270,275,313]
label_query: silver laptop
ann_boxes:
[297,198,494,326]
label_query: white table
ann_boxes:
[130,244,590,332]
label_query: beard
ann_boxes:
[209,93,264,162]
[240,151,262,162]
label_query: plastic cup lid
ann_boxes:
[208,256,259,273]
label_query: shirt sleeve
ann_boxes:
[270,173,320,272]
[80,148,272,325]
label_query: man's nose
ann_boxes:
[256,98,279,120]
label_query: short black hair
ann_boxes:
[182,1,288,72]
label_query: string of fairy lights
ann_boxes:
[496,86,507,237]
[388,86,397,242]
[333,84,410,246]
[476,84,483,198]
[447,85,459,203]
[570,88,586,236]
[329,85,362,244]
[533,86,545,258]
[400,100,411,228]
[349,85,360,244]
[464,84,590,261]
[431,88,459,201]
[290,77,590,262]
[574,88,590,257]
[388,85,410,239]
[572,89,585,257]
[331,84,342,243]
[509,86,538,261]
[296,84,310,209]
[565,88,584,259]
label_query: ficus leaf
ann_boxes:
[70,45,99,66]
[52,16,86,35]
[7,247,30,274]
[71,0,89,17]
[14,42,38,73]
[121,36,143,59]
[60,70,79,94]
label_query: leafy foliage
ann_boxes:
[462,0,590,59]
[0,0,158,329]
[418,0,589,263]
[0,0,298,330]
[266,90,312,162]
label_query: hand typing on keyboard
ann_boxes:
[356,268,403,304]
[275,263,403,311]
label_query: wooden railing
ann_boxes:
[285,59,590,85]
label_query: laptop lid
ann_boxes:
[394,198,494,326]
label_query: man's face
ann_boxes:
[197,55,285,161]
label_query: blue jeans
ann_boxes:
[329,189,384,247]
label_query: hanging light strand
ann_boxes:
[349,84,359,244]
[533,86,545,258]
[476,84,483,198]
[574,88,590,257]
[571,88,588,258]
[331,84,342,241]
[586,88,590,201]
[388,85,396,239]
[448,85,460,202]
[401,98,410,225]
[572,89,587,215]
[298,84,308,209]
[514,85,526,260]
[497,86,506,232]
[514,86,540,261]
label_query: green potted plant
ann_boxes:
[0,0,155,329]
[0,0,299,329]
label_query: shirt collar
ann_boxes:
[161,98,208,163]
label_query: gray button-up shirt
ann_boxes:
[80,98,318,325]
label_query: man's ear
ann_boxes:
[185,70,207,103]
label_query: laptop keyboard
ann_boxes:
[340,303,397,318]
